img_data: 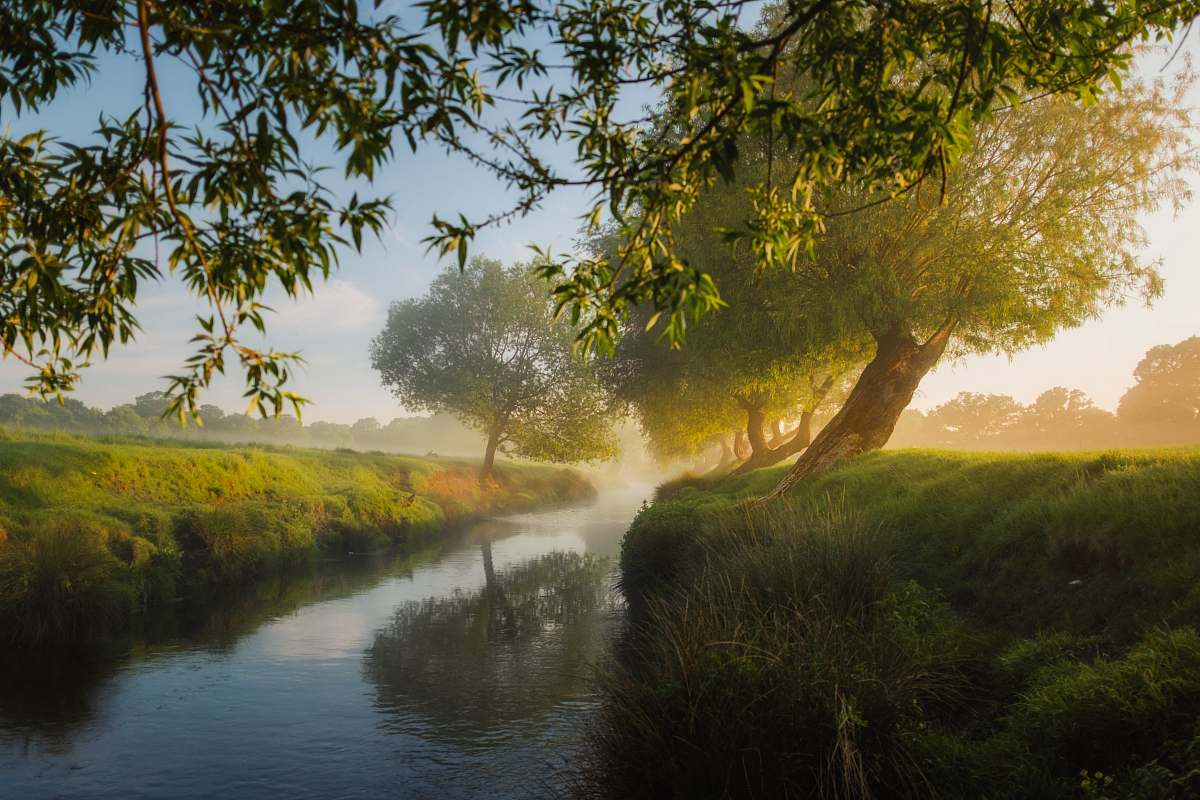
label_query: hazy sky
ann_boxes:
[2,41,1197,422]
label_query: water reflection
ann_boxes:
[0,486,648,799]
[365,542,616,741]
[0,544,447,753]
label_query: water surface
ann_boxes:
[0,485,647,799]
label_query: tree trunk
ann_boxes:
[730,417,811,476]
[769,419,787,447]
[746,403,770,455]
[794,409,814,448]
[728,379,829,476]
[481,427,501,481]
[713,437,736,472]
[734,429,751,461]
[762,325,952,499]
[481,539,515,630]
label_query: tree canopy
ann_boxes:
[370,257,616,476]
[4,1,1199,413]
[642,74,1195,492]
[1119,335,1200,427]
[597,184,862,470]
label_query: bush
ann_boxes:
[1012,627,1200,770]
[618,499,707,601]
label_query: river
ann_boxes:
[0,484,649,799]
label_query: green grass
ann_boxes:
[595,448,1200,799]
[0,426,593,646]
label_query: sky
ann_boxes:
[1,30,1198,423]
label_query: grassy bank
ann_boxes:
[0,427,593,646]
[595,448,1200,799]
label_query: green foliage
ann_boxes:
[518,2,1200,355]
[0,427,594,645]
[370,257,617,471]
[598,187,864,462]
[599,448,1200,798]
[6,1,1200,404]
[1012,628,1200,768]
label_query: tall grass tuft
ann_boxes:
[0,520,132,645]
[586,499,965,799]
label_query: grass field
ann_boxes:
[0,427,594,646]
[594,448,1200,799]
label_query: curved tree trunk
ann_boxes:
[712,437,736,472]
[769,418,787,447]
[733,429,751,461]
[728,377,832,476]
[762,324,953,500]
[730,418,811,475]
[481,426,501,481]
[745,403,770,454]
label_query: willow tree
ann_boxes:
[598,225,859,474]
[763,80,1193,496]
[370,258,616,478]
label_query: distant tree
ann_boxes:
[0,394,48,428]
[925,393,1024,449]
[197,405,226,428]
[1119,337,1200,429]
[370,258,617,478]
[102,404,145,435]
[1015,388,1116,450]
[133,392,171,420]
[215,414,258,436]
[886,409,930,449]
[259,414,304,442]
[309,421,353,448]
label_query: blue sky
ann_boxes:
[1,31,1198,422]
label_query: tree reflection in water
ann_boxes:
[363,543,617,742]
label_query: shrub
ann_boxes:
[617,499,707,601]
[1011,627,1200,771]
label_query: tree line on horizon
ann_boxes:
[0,393,485,457]
[890,353,1200,454]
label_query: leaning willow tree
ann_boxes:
[3,1,1198,423]
[757,79,1196,495]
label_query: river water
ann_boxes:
[0,485,649,800]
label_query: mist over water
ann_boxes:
[0,487,650,800]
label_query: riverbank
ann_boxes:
[0,427,594,646]
[597,448,1200,799]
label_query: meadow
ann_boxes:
[592,448,1200,799]
[0,427,593,646]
